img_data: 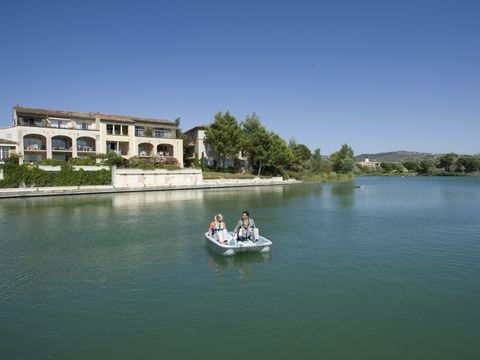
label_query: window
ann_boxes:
[24,137,43,149]
[154,129,172,138]
[76,121,91,130]
[24,153,43,162]
[49,118,70,128]
[0,146,10,159]
[106,124,128,135]
[52,153,68,161]
[77,138,94,151]
[157,144,172,156]
[52,138,69,150]
[135,127,145,136]
[19,116,44,127]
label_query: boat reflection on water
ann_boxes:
[205,244,271,281]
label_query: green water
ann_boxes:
[1,177,480,359]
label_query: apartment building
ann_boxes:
[183,125,249,169]
[0,106,183,166]
[183,125,208,167]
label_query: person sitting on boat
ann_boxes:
[209,213,228,244]
[233,210,259,242]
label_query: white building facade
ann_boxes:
[0,106,183,166]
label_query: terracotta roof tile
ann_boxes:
[14,106,176,126]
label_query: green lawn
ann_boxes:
[202,171,260,180]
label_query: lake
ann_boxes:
[1,177,479,359]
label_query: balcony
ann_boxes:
[19,119,47,127]
[25,144,40,151]
[78,146,94,152]
[135,127,173,139]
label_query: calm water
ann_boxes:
[1,177,480,359]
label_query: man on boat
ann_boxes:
[233,210,259,242]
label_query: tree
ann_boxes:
[330,144,357,173]
[381,162,394,172]
[266,132,295,175]
[418,159,436,174]
[392,162,406,173]
[311,148,322,173]
[174,117,183,139]
[241,113,270,175]
[438,153,458,172]
[403,161,419,172]
[456,156,480,173]
[204,111,242,170]
[289,138,312,170]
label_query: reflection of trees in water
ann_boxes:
[204,184,323,204]
[205,245,271,281]
[282,184,323,199]
[330,182,354,208]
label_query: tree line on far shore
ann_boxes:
[200,111,357,180]
[198,111,480,179]
[360,153,480,176]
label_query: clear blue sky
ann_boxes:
[1,0,478,155]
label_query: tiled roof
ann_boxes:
[14,106,175,126]
[97,113,174,126]
[14,106,95,120]
[184,125,208,134]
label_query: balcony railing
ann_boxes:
[77,146,95,152]
[19,121,96,130]
[135,133,174,139]
[25,144,46,151]
[19,121,48,127]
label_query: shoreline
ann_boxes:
[0,178,301,199]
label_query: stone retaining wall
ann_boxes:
[112,168,204,188]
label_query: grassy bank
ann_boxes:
[202,171,259,180]
[297,172,354,183]
[202,171,353,183]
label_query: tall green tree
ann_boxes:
[266,132,295,175]
[418,159,436,174]
[204,111,242,170]
[403,161,419,172]
[174,117,183,139]
[289,138,312,170]
[456,156,480,173]
[241,113,270,175]
[311,148,322,173]
[330,144,357,173]
[438,153,458,172]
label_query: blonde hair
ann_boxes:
[215,213,224,222]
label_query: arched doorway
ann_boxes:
[157,144,173,157]
[23,134,46,162]
[138,143,154,157]
[51,136,73,161]
[77,137,96,153]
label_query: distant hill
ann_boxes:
[354,151,442,163]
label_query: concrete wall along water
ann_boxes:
[112,168,204,188]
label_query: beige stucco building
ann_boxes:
[0,106,183,166]
[183,125,208,167]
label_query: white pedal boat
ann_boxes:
[204,231,272,256]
